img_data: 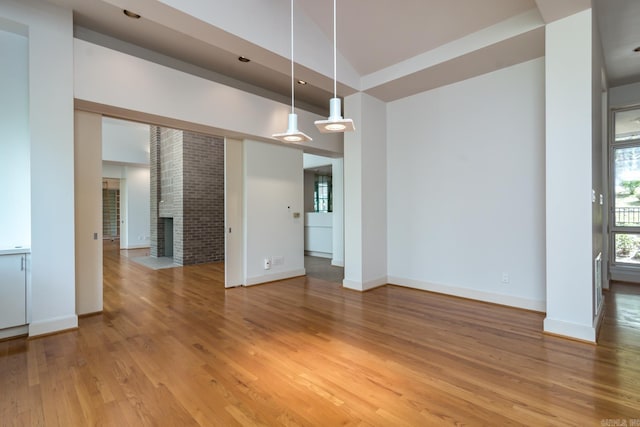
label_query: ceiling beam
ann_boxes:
[534,0,591,23]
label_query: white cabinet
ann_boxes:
[0,253,27,329]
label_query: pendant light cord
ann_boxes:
[291,0,295,114]
[333,0,337,98]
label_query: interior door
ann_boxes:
[224,138,244,287]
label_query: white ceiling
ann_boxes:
[594,0,640,87]
[43,0,640,112]
[297,0,536,76]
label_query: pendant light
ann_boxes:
[273,0,312,142]
[314,0,355,133]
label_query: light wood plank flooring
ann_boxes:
[1,244,639,426]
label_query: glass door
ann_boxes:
[611,107,640,270]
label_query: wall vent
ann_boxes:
[594,253,603,315]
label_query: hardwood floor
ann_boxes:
[1,246,640,426]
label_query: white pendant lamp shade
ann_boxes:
[314,0,355,133]
[272,0,312,143]
[315,97,355,133]
[272,113,312,142]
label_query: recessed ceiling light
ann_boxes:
[297,80,307,85]
[123,10,141,19]
[238,56,251,63]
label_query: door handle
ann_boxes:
[21,255,25,271]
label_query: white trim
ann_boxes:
[124,244,150,250]
[610,265,640,283]
[244,268,306,286]
[543,317,596,342]
[28,315,78,337]
[331,258,344,267]
[387,276,546,312]
[305,251,331,259]
[343,276,387,292]
[0,325,28,340]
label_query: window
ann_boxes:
[611,107,640,266]
[314,175,332,212]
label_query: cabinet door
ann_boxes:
[0,254,27,329]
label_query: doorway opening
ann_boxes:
[102,178,120,241]
[303,153,344,284]
[101,117,225,271]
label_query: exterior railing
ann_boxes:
[616,207,640,225]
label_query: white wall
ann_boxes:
[387,58,546,311]
[544,10,596,341]
[123,167,150,248]
[0,0,77,336]
[243,140,305,285]
[102,117,150,165]
[102,164,124,179]
[0,27,30,248]
[73,38,343,157]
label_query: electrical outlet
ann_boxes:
[264,258,271,270]
[501,272,509,284]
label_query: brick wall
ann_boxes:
[150,126,225,264]
[182,131,225,264]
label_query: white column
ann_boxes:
[331,157,344,267]
[0,0,78,336]
[343,93,388,290]
[544,9,596,341]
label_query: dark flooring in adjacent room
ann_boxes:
[304,255,344,284]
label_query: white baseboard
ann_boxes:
[331,259,344,267]
[124,244,150,250]
[610,266,640,283]
[343,276,387,291]
[543,317,596,343]
[245,268,306,286]
[29,314,78,337]
[0,325,28,340]
[305,251,332,259]
[387,276,546,312]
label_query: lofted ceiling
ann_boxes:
[43,0,640,113]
